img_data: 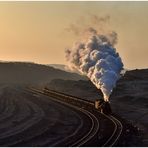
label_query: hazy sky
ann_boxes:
[0,1,148,69]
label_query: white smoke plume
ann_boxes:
[65,14,110,37]
[65,27,123,102]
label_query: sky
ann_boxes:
[0,1,148,69]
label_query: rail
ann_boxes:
[28,87,123,147]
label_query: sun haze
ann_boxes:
[0,1,148,69]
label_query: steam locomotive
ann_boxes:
[95,99,112,115]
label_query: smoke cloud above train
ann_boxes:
[65,27,124,102]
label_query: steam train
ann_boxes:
[43,87,112,115]
[95,99,112,115]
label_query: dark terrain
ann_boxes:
[46,69,148,146]
[0,62,147,146]
[0,62,85,85]
[0,86,85,146]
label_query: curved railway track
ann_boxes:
[28,88,100,147]
[102,114,123,146]
[0,86,122,146]
[29,87,123,147]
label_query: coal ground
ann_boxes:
[0,85,84,146]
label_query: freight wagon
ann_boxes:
[43,87,112,115]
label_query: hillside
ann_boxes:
[49,64,80,74]
[49,64,67,71]
[0,62,85,84]
[110,69,148,146]
[46,79,103,101]
[46,69,148,146]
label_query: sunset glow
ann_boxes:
[0,1,148,69]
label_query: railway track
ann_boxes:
[28,88,99,147]
[102,114,123,146]
[28,87,123,147]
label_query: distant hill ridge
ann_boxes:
[49,64,67,71]
[0,62,85,84]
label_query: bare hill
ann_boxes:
[110,69,148,146]
[46,79,103,101]
[49,64,67,71]
[0,62,85,84]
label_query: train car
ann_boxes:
[43,87,112,114]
